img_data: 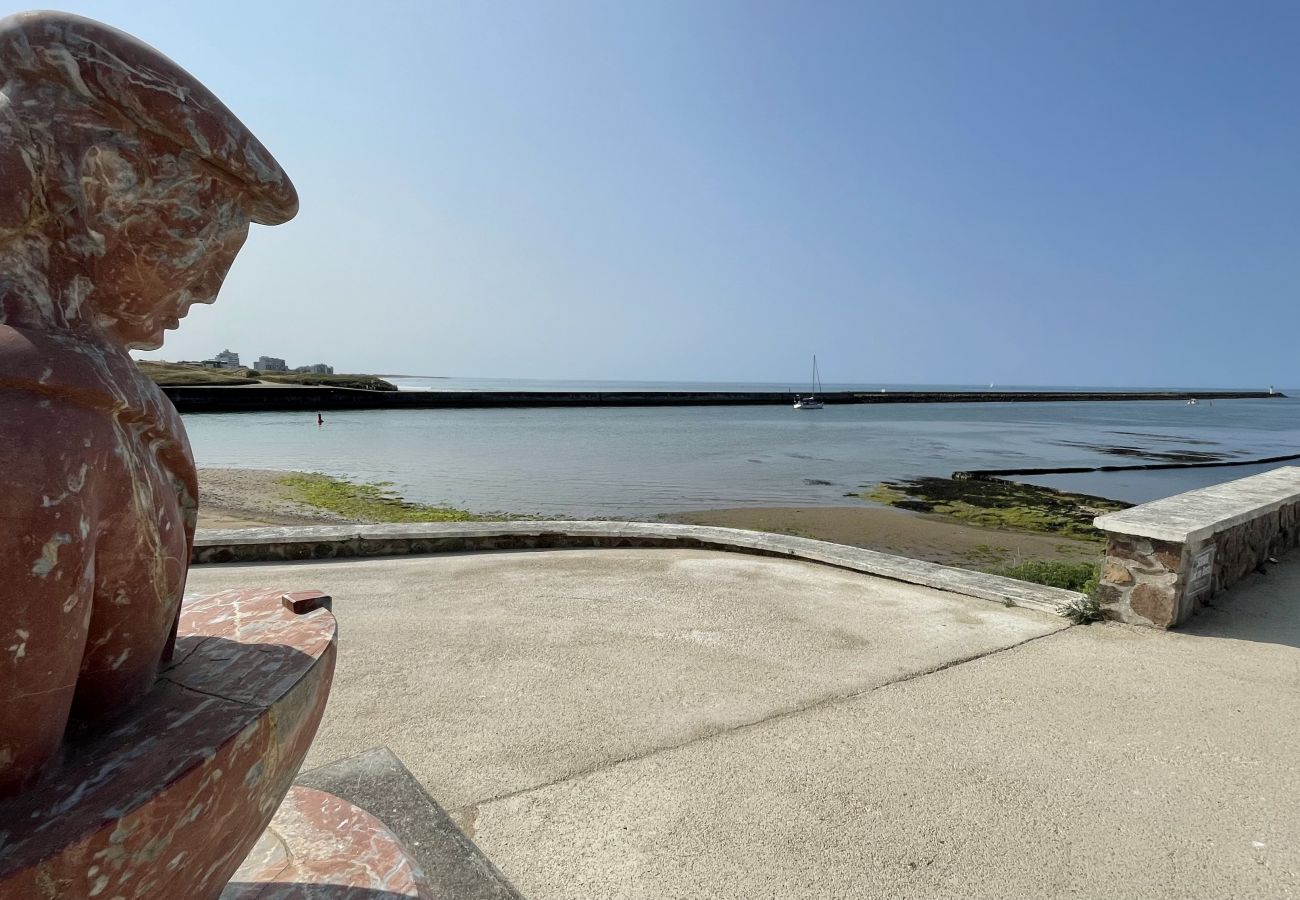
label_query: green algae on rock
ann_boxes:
[864,477,1129,540]
[276,473,479,523]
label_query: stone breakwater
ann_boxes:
[164,386,1284,413]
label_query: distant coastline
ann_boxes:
[163,385,1284,414]
[138,360,397,392]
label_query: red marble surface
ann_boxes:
[224,787,435,900]
[0,10,298,798]
[283,591,334,615]
[0,589,336,899]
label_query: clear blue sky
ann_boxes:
[84,0,1297,387]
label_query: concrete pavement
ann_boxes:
[187,549,1062,811]
[187,547,1300,898]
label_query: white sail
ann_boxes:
[794,355,824,409]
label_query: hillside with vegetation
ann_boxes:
[137,360,397,391]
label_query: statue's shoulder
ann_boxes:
[0,326,195,492]
[0,325,158,410]
[0,384,117,515]
[0,368,121,457]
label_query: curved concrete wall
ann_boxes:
[193,520,1080,617]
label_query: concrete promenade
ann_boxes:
[187,547,1300,898]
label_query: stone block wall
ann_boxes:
[1098,498,1300,629]
[1211,500,1300,590]
[1097,535,1188,628]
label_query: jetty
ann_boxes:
[163,386,1284,413]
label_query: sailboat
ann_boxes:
[793,356,824,409]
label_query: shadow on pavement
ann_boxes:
[1180,553,1300,650]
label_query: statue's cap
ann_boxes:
[0,10,298,225]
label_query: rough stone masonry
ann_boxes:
[1095,467,1300,628]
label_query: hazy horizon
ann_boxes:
[96,0,1297,387]
[374,374,1297,392]
[136,361,1294,394]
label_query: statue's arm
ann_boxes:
[0,394,100,795]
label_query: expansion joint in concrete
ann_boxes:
[449,624,1073,820]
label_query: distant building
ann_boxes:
[254,356,288,373]
[292,363,334,375]
[212,349,240,369]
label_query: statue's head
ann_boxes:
[0,11,298,350]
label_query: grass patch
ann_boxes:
[993,558,1106,624]
[137,361,259,386]
[276,473,479,523]
[260,373,397,391]
[863,477,1128,540]
[138,361,397,391]
[996,560,1099,594]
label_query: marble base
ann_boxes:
[294,747,523,899]
[0,588,336,899]
[223,786,434,898]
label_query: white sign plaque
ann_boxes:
[1188,546,1216,600]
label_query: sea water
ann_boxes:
[181,380,1300,517]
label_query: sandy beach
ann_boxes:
[660,506,1101,567]
[197,467,1102,570]
[197,468,350,529]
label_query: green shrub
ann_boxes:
[997,559,1106,624]
[1058,593,1104,625]
[260,373,398,391]
[997,560,1099,593]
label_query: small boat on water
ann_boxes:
[794,355,824,410]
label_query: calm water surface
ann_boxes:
[183,381,1300,517]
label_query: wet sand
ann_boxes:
[659,506,1102,568]
[197,468,1102,569]
[197,468,346,530]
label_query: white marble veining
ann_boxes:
[0,10,296,799]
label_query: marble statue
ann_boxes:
[0,11,297,798]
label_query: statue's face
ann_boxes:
[83,148,253,351]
